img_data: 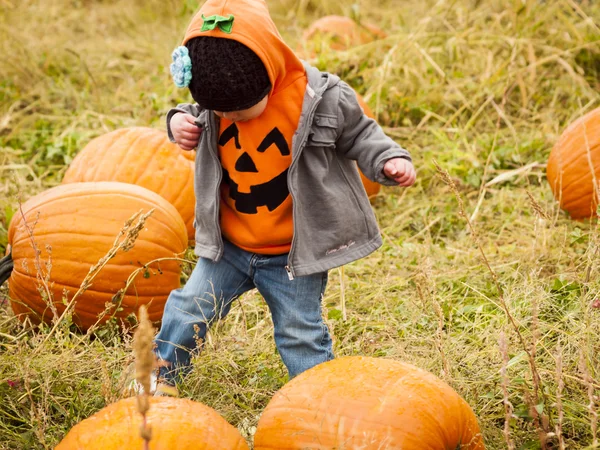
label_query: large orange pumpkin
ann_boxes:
[62,127,196,240]
[55,396,249,449]
[5,182,187,330]
[254,356,485,449]
[547,108,600,219]
[298,15,387,57]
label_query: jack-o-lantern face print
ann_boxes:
[219,123,291,214]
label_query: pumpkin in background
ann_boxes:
[254,356,484,449]
[55,396,249,449]
[298,15,387,57]
[547,108,600,219]
[62,127,196,240]
[4,182,187,330]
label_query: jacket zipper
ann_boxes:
[286,84,325,280]
[205,113,224,260]
[284,265,294,281]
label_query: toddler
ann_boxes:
[153,0,416,395]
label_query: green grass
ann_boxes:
[1,0,600,448]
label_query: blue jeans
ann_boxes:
[155,239,333,384]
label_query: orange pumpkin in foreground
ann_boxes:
[62,127,196,240]
[254,356,485,449]
[547,107,600,219]
[55,396,249,449]
[6,182,187,330]
[298,15,387,57]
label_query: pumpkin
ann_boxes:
[254,356,485,449]
[298,15,387,57]
[547,108,600,219]
[62,127,196,240]
[4,181,187,330]
[55,396,249,449]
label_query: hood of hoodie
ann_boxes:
[182,0,306,95]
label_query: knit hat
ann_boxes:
[186,37,272,112]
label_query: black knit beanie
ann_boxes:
[185,37,272,112]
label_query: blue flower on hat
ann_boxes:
[170,46,192,88]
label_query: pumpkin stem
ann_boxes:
[0,249,13,286]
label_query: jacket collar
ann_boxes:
[303,62,339,99]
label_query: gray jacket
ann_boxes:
[166,64,412,278]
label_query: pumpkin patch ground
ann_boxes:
[1,0,600,449]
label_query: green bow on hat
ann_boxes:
[200,14,235,34]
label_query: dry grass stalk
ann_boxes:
[529,292,550,444]
[579,349,599,447]
[555,343,565,450]
[78,209,153,297]
[526,190,550,221]
[91,255,191,334]
[431,296,449,380]
[33,209,154,352]
[415,260,450,379]
[100,359,112,404]
[526,190,550,254]
[339,265,347,321]
[193,323,204,351]
[23,373,48,447]
[17,207,58,322]
[499,332,515,450]
[133,305,155,449]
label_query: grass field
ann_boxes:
[1,0,600,448]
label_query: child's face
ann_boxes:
[214,95,269,122]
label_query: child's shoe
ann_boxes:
[126,371,158,396]
[154,382,179,397]
[126,372,179,397]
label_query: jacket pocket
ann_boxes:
[307,113,338,148]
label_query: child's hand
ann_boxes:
[171,113,202,151]
[383,158,417,186]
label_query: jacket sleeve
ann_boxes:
[166,103,203,143]
[335,81,412,186]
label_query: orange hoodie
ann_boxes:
[182,0,307,255]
